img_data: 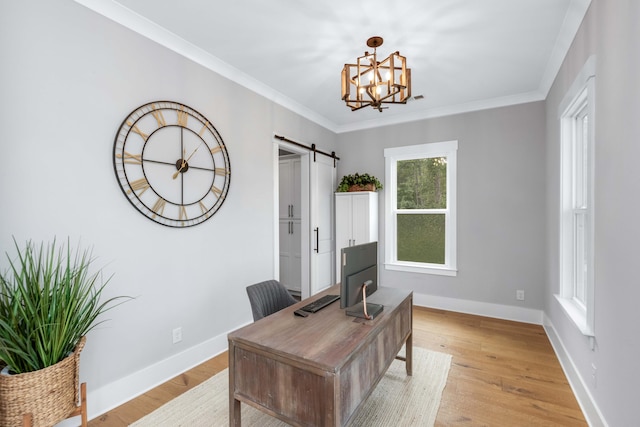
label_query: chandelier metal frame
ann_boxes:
[341,36,411,112]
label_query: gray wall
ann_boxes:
[0,0,336,414]
[337,103,547,312]
[544,1,640,425]
[338,2,640,424]
[2,0,638,424]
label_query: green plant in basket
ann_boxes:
[336,173,383,192]
[0,238,130,374]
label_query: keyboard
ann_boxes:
[300,294,340,313]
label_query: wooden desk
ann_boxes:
[228,285,413,426]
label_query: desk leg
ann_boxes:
[231,398,241,427]
[228,342,241,427]
[406,332,413,376]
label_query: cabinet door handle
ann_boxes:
[290,221,293,234]
[291,204,294,218]
[314,227,319,253]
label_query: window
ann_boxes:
[557,56,595,337]
[384,141,457,276]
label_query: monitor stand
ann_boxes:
[346,302,384,320]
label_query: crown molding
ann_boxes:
[335,90,547,134]
[73,0,336,131]
[538,0,592,98]
[74,0,591,135]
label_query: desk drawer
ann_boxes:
[232,346,336,426]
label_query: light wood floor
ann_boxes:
[88,307,587,426]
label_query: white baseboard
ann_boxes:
[57,296,605,426]
[413,291,608,426]
[55,324,246,426]
[412,291,544,324]
[543,314,608,427]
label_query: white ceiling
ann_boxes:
[76,0,591,133]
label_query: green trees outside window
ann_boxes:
[396,158,447,209]
[396,157,447,264]
[384,140,457,275]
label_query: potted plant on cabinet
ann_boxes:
[0,238,130,427]
[336,173,383,192]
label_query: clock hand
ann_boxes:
[172,146,200,179]
[184,145,200,163]
[172,148,187,179]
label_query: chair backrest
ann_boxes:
[246,280,297,321]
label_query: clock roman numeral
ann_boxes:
[151,108,166,127]
[117,151,142,165]
[151,198,166,217]
[127,178,150,196]
[177,109,188,127]
[198,122,209,137]
[199,201,209,214]
[178,205,188,221]
[210,146,222,155]
[127,120,149,141]
[211,185,222,197]
[215,168,229,176]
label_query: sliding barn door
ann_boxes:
[309,153,336,295]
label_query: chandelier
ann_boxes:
[341,36,411,112]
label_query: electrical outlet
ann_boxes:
[172,327,182,344]
[516,290,525,301]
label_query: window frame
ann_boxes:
[556,56,596,338]
[384,140,458,276]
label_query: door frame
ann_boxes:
[273,137,311,298]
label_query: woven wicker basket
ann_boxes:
[0,336,86,427]
[348,183,376,192]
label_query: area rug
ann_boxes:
[130,347,451,427]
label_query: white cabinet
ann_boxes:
[279,157,301,220]
[279,219,301,294]
[279,156,302,294]
[335,192,378,279]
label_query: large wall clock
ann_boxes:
[113,101,231,227]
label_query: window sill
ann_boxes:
[554,294,594,337]
[384,262,457,277]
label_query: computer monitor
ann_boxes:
[339,241,383,319]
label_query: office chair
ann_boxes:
[246,280,297,321]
